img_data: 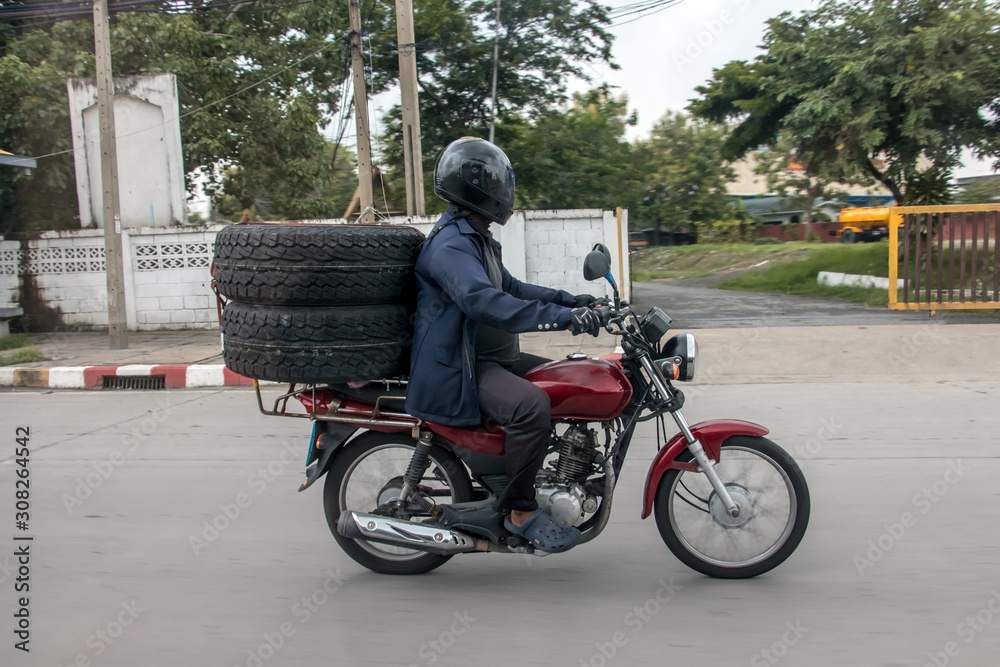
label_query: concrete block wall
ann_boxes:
[523,209,631,301]
[0,239,19,309]
[127,227,221,329]
[384,209,628,299]
[4,226,222,331]
[4,210,627,330]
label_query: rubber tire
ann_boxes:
[323,431,475,575]
[654,435,810,579]
[222,302,411,383]
[840,229,857,244]
[213,224,425,306]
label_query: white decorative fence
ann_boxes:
[0,209,629,331]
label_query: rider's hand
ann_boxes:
[571,293,597,308]
[569,307,604,337]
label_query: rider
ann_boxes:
[406,137,607,553]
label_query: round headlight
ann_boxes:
[662,333,697,381]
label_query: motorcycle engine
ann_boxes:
[534,425,602,527]
[554,424,599,482]
[536,482,588,526]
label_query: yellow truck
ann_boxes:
[837,207,891,243]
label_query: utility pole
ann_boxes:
[92,0,128,349]
[395,0,425,216]
[488,0,501,143]
[348,0,375,223]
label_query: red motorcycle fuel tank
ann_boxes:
[524,356,632,421]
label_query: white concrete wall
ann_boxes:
[68,74,187,229]
[0,209,627,330]
[383,209,629,300]
[128,227,219,329]
[0,239,19,309]
[1,226,222,331]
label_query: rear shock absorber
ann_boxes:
[404,434,432,487]
[398,430,439,516]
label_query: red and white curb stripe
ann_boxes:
[0,364,258,389]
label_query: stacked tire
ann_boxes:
[214,224,425,384]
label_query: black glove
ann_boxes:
[569,307,603,337]
[571,293,597,308]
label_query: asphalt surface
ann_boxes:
[631,280,1000,329]
[2,380,999,667]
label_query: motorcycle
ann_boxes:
[252,245,810,577]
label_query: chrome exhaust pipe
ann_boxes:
[337,511,481,555]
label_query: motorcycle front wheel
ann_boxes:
[323,431,474,575]
[654,435,810,579]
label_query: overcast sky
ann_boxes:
[583,0,814,137]
[365,0,995,178]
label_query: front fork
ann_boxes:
[672,410,741,518]
[638,354,740,518]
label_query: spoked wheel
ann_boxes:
[323,432,473,575]
[654,435,810,579]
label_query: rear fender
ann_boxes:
[640,419,769,518]
[298,421,358,492]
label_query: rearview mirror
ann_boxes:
[583,249,611,281]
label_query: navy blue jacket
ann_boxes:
[405,209,576,426]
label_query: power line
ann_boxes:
[0,0,320,22]
[607,0,686,27]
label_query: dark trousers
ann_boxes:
[477,353,552,513]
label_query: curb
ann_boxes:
[0,364,256,389]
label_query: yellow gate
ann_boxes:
[889,204,1000,312]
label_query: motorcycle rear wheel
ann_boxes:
[323,432,474,575]
[654,435,810,579]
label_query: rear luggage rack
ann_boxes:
[252,379,420,432]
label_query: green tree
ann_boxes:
[375,0,615,214]
[1,2,380,232]
[690,0,1000,205]
[214,142,359,220]
[501,86,635,210]
[630,111,735,242]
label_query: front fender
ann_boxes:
[640,419,769,519]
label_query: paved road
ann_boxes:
[2,382,998,667]
[632,280,1000,329]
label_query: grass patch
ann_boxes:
[0,347,46,366]
[714,244,889,291]
[0,333,34,352]
[0,334,47,366]
[631,242,816,281]
[712,243,893,306]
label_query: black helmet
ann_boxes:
[433,137,515,225]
